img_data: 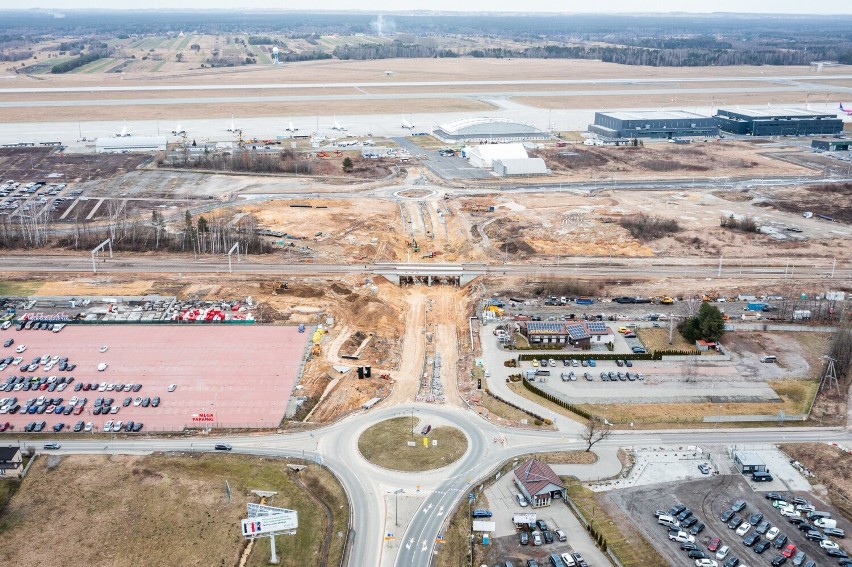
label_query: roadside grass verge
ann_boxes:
[358,417,468,472]
[0,453,346,567]
[566,482,667,567]
[637,327,697,353]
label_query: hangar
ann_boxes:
[715,107,843,136]
[465,143,528,168]
[588,110,718,139]
[432,117,550,144]
[96,136,168,153]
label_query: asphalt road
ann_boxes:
[1,255,846,281]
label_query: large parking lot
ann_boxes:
[0,325,308,432]
[609,475,850,567]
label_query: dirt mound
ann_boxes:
[285,284,325,298]
[330,283,352,296]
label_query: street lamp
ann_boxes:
[393,488,404,527]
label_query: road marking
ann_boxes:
[421,540,428,552]
[437,506,444,516]
[423,503,433,514]
[406,538,413,550]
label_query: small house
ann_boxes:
[0,446,22,476]
[513,459,566,508]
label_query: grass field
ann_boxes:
[566,481,667,567]
[358,417,468,471]
[0,281,41,296]
[0,453,347,567]
[576,379,819,427]
[636,328,698,353]
[150,59,167,72]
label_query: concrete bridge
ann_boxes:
[373,262,486,286]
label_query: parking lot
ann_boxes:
[609,474,850,567]
[391,137,492,180]
[0,325,308,432]
[480,471,610,566]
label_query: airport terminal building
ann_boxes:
[588,110,718,140]
[715,107,843,136]
[432,117,550,144]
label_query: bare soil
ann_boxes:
[780,443,852,521]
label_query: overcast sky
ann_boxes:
[3,1,852,14]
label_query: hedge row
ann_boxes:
[522,379,592,420]
[517,350,694,362]
[518,352,655,362]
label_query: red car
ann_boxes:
[708,538,722,552]
[0,422,9,432]
[782,544,797,558]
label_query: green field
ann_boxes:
[72,57,117,74]
[149,59,167,72]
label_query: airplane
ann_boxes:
[840,103,852,116]
[227,115,239,132]
[171,122,186,135]
[330,117,347,131]
[114,121,130,138]
[401,115,415,129]
[285,121,299,132]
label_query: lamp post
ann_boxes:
[393,488,404,527]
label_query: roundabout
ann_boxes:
[357,416,468,472]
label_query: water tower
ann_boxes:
[272,46,279,65]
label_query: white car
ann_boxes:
[560,553,576,567]
[780,506,800,518]
[515,493,528,507]
[40,354,50,364]
[716,545,730,560]
[669,531,695,544]
[15,345,25,353]
[50,355,59,363]
[98,383,107,392]
[133,397,142,406]
[52,323,64,333]
[766,527,780,541]
[104,420,114,432]
[736,522,752,536]
[168,384,177,392]
[84,422,93,432]
[820,540,839,551]
[69,396,78,406]
[113,421,122,431]
[97,363,108,372]
[11,357,21,365]
[695,560,718,567]
[1,321,10,330]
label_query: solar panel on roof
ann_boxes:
[587,322,608,333]
[566,324,590,340]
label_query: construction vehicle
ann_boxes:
[270,281,289,294]
[660,296,674,305]
[422,251,436,258]
[407,239,420,253]
[701,292,719,302]
[317,151,330,158]
[334,150,343,157]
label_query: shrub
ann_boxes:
[618,213,681,241]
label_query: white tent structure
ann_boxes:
[465,143,528,168]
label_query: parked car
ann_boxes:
[731,500,747,512]
[214,444,232,451]
[723,557,739,567]
[519,531,529,545]
[716,546,730,560]
[707,538,722,552]
[754,540,772,554]
[782,544,797,558]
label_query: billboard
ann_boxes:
[247,503,295,518]
[241,511,298,537]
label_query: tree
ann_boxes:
[681,301,725,342]
[175,52,183,62]
[342,157,354,173]
[580,417,611,452]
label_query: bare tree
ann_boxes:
[580,417,611,452]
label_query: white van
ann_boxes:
[760,355,777,363]
[657,514,679,529]
[815,518,837,529]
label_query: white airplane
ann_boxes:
[114,121,130,138]
[330,116,347,131]
[227,115,239,132]
[401,115,414,129]
[840,103,852,116]
[285,121,299,132]
[171,122,186,135]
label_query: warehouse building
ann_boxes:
[95,136,168,153]
[465,143,528,168]
[432,117,550,144]
[812,138,851,151]
[492,157,549,177]
[588,110,718,140]
[715,107,843,136]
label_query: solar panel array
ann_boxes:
[526,322,564,333]
[586,322,608,334]
[566,324,590,340]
